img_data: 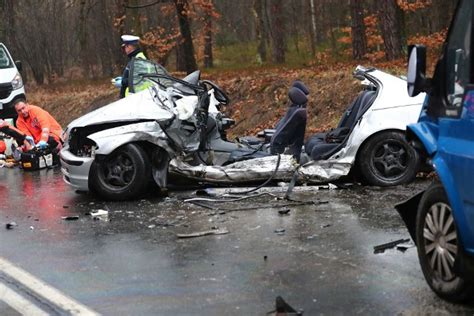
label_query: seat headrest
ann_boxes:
[292,80,309,95]
[288,87,308,106]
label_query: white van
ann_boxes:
[0,42,25,118]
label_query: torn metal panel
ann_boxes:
[170,155,296,183]
[88,121,174,156]
[298,160,352,183]
[170,155,352,184]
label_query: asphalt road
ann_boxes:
[1,167,473,315]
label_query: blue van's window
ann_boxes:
[446,1,472,109]
[0,46,13,69]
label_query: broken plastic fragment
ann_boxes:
[5,222,17,229]
[267,296,304,315]
[62,216,79,221]
[88,209,109,221]
[373,238,411,254]
[177,227,229,238]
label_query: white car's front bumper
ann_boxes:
[59,148,94,191]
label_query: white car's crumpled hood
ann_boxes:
[67,89,174,129]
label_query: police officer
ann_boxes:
[119,35,147,98]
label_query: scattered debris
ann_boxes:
[195,188,217,197]
[5,222,17,230]
[274,228,286,235]
[177,227,229,238]
[87,209,109,222]
[148,224,156,229]
[373,238,411,254]
[396,242,416,253]
[278,209,291,216]
[62,216,79,221]
[267,295,304,315]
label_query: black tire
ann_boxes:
[357,131,419,186]
[89,143,150,201]
[416,183,474,302]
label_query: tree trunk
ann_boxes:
[252,0,267,63]
[203,1,213,68]
[0,0,5,40]
[309,0,317,55]
[98,0,114,76]
[376,0,404,60]
[270,0,285,63]
[79,0,92,77]
[115,0,127,68]
[173,0,197,73]
[127,0,143,35]
[350,0,367,60]
[290,1,299,53]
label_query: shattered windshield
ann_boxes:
[0,45,13,69]
[131,58,175,92]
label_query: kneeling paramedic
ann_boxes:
[1,99,63,151]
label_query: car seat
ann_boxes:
[305,90,376,160]
[270,87,308,162]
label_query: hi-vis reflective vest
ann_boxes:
[125,52,152,96]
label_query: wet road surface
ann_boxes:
[1,167,474,315]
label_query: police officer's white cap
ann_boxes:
[121,35,140,45]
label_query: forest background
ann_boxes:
[0,0,456,136]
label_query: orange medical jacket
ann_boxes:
[16,105,63,143]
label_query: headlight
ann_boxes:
[11,72,23,90]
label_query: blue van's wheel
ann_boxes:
[358,131,419,186]
[90,143,150,201]
[416,183,474,302]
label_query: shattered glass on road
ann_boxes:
[1,168,473,314]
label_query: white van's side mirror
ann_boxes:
[15,60,22,72]
[407,45,428,97]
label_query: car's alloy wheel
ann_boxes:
[358,131,419,186]
[416,183,474,302]
[90,143,150,200]
[422,202,457,281]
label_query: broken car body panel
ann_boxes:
[60,65,424,196]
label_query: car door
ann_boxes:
[436,1,474,242]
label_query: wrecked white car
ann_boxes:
[60,61,425,200]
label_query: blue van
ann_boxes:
[396,0,474,303]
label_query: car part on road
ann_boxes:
[176,227,229,238]
[358,131,420,186]
[416,183,474,302]
[5,222,17,229]
[267,295,303,316]
[373,238,411,254]
[87,209,109,221]
[61,216,79,221]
